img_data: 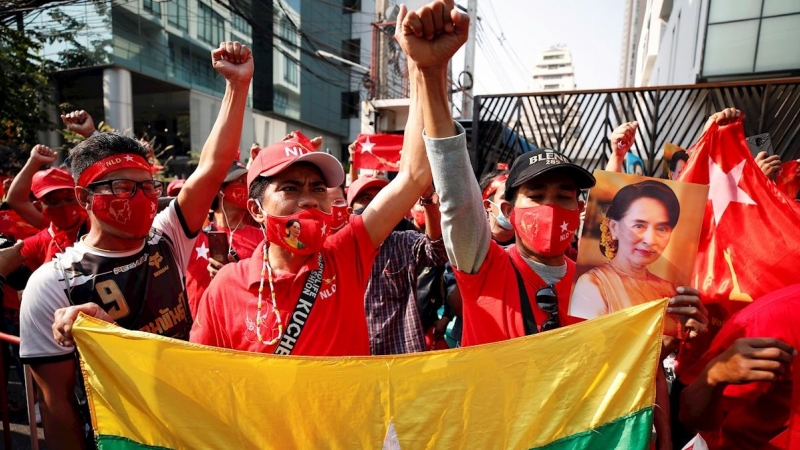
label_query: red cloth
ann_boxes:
[453,242,583,347]
[776,160,800,201]
[679,285,800,450]
[20,221,86,271]
[353,134,403,172]
[0,209,41,241]
[424,327,450,351]
[185,225,263,319]
[676,119,800,372]
[189,214,378,356]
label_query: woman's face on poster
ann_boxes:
[610,197,674,267]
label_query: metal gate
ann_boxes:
[471,78,800,179]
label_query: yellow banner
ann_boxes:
[74,299,666,449]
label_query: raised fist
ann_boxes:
[609,121,638,159]
[395,0,469,71]
[60,110,96,138]
[211,41,254,86]
[30,144,58,167]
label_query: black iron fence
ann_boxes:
[470,78,800,179]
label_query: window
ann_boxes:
[274,91,289,111]
[168,0,188,31]
[543,54,564,60]
[143,0,161,15]
[280,17,299,47]
[342,39,360,64]
[343,0,361,13]
[284,55,299,85]
[341,91,359,118]
[232,12,251,35]
[544,84,560,90]
[198,3,225,46]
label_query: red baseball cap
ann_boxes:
[31,168,75,199]
[347,176,389,207]
[247,137,343,189]
[167,179,185,197]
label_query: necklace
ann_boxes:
[256,244,283,344]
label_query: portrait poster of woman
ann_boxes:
[568,170,708,336]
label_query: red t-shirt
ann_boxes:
[679,284,800,450]
[453,241,583,347]
[185,225,263,319]
[0,209,41,241]
[20,228,51,271]
[189,215,378,356]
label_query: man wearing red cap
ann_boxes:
[185,161,262,318]
[188,7,461,355]
[19,41,253,449]
[7,144,89,271]
[345,175,447,355]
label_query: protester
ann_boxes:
[678,284,799,450]
[348,176,447,355]
[189,1,458,357]
[185,161,262,318]
[19,41,253,449]
[479,169,515,246]
[7,145,89,271]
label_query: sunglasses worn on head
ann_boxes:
[536,284,560,331]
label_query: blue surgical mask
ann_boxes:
[487,200,513,230]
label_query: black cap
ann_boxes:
[224,160,248,183]
[504,148,595,199]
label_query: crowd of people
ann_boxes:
[0,1,796,449]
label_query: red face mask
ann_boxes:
[511,204,580,258]
[92,191,157,239]
[42,203,87,231]
[221,184,249,210]
[330,201,349,233]
[412,209,426,228]
[266,208,332,255]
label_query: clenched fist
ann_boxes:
[212,41,254,86]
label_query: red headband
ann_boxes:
[482,174,508,200]
[77,154,151,187]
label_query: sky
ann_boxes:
[449,0,626,96]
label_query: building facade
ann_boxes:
[619,0,647,87]
[627,0,800,87]
[31,0,362,172]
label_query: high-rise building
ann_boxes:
[526,45,584,155]
[618,0,647,87]
[28,0,360,168]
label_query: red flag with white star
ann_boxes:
[677,117,800,327]
[352,134,403,172]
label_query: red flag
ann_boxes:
[776,160,800,200]
[677,118,800,324]
[352,134,403,172]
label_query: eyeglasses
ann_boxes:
[536,284,560,331]
[87,179,164,199]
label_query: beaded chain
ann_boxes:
[256,244,283,344]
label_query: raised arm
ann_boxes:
[61,110,97,139]
[7,144,59,228]
[401,1,486,273]
[177,41,253,234]
[606,121,637,173]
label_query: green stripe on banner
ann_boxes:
[531,408,654,450]
[97,435,173,450]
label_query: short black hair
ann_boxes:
[478,169,509,194]
[668,150,689,173]
[69,133,150,182]
[249,177,271,202]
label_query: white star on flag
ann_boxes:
[320,222,327,236]
[360,136,376,155]
[559,221,569,233]
[124,155,135,162]
[195,242,210,260]
[1,214,10,221]
[708,158,756,225]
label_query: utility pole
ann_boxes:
[460,0,478,119]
